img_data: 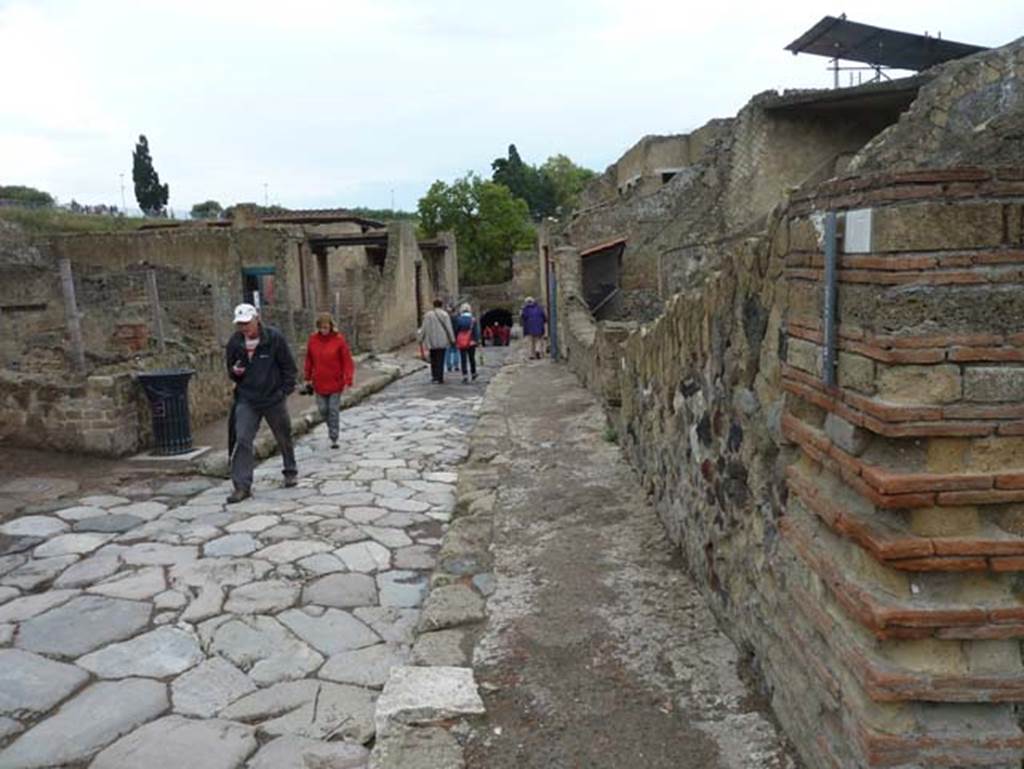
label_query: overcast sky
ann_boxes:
[1,0,1020,215]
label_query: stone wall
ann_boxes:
[554,37,1024,769]
[0,226,310,456]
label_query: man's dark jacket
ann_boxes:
[225,324,298,410]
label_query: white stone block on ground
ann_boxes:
[375,666,484,737]
[89,715,256,769]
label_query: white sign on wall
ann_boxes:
[844,208,873,254]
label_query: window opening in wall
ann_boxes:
[661,171,677,184]
[242,267,276,309]
[367,246,387,274]
[1,303,48,314]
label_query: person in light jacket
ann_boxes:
[521,296,547,360]
[418,298,456,384]
[304,312,354,449]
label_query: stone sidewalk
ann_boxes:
[437,350,801,768]
[0,349,507,769]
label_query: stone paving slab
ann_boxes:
[0,352,504,767]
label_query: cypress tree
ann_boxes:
[132,135,169,216]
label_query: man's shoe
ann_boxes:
[330,441,339,449]
[462,376,469,384]
[284,475,298,488]
[226,487,251,504]
[472,372,478,381]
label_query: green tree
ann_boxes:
[190,200,223,219]
[491,144,557,220]
[541,154,596,214]
[418,173,533,285]
[132,135,169,216]
[0,185,55,207]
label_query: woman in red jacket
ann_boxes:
[304,313,355,449]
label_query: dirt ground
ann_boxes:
[462,356,800,768]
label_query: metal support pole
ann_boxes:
[822,211,839,388]
[58,258,87,374]
[145,269,166,353]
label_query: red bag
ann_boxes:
[456,329,473,350]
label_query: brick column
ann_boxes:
[780,168,1024,768]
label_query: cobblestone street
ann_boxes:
[0,352,504,769]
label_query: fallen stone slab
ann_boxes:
[416,584,486,632]
[246,735,369,769]
[0,678,168,768]
[76,626,204,679]
[16,595,152,658]
[375,666,484,738]
[0,648,89,718]
[170,656,257,718]
[221,679,376,744]
[89,714,256,769]
[369,724,464,769]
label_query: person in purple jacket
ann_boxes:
[520,296,547,360]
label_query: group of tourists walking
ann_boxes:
[223,293,547,504]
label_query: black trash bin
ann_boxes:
[136,368,196,455]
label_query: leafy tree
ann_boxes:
[541,154,596,214]
[491,144,556,220]
[190,200,224,220]
[418,173,534,285]
[132,135,169,216]
[0,185,54,207]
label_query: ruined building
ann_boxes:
[544,34,1024,769]
[0,211,457,456]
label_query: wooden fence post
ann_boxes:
[58,258,86,374]
[145,269,166,353]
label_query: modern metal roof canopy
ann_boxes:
[786,15,987,72]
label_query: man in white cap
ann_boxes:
[224,303,298,503]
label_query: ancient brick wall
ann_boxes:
[0,226,308,456]
[557,37,1024,769]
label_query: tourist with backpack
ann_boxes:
[454,303,480,383]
